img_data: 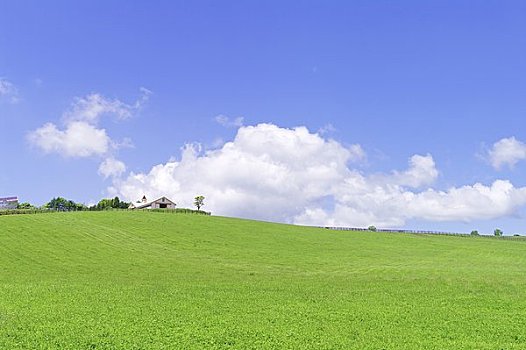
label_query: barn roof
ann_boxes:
[129,196,176,209]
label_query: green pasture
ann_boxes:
[0,211,525,349]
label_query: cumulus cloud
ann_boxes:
[27,121,111,157]
[28,89,149,178]
[296,179,526,228]
[110,123,526,228]
[389,154,438,188]
[488,137,526,170]
[215,114,244,128]
[405,180,526,221]
[99,158,127,179]
[113,124,355,221]
[29,90,149,157]
[0,78,19,103]
[347,144,366,162]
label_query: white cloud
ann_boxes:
[113,137,134,150]
[297,179,526,228]
[390,154,438,188]
[318,123,336,135]
[28,121,111,157]
[215,114,244,128]
[99,158,126,179]
[111,123,526,228]
[405,180,526,221]
[28,90,148,158]
[28,89,149,178]
[0,78,19,103]
[112,124,354,221]
[347,144,366,162]
[488,137,526,170]
[64,89,150,124]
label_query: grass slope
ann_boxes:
[1,211,526,349]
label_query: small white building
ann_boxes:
[129,195,177,210]
[0,196,18,210]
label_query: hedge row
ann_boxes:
[150,208,211,215]
[0,208,211,216]
[0,209,59,216]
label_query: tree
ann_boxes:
[470,230,479,236]
[45,197,79,211]
[494,228,503,237]
[368,225,377,232]
[116,197,130,209]
[194,196,205,211]
[75,203,87,211]
[95,196,130,210]
[17,202,35,209]
[95,198,113,210]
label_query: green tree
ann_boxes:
[470,230,479,236]
[75,203,87,211]
[494,228,503,237]
[113,196,130,209]
[112,197,120,208]
[45,197,80,211]
[96,198,113,210]
[17,202,35,209]
[368,225,377,232]
[194,196,205,211]
[95,197,130,210]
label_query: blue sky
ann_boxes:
[1,1,526,234]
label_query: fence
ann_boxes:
[320,226,463,235]
[319,226,525,239]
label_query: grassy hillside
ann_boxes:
[1,211,526,349]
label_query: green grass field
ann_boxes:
[1,211,526,349]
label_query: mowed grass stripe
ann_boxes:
[1,211,526,349]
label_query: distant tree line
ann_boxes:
[15,195,207,212]
[15,196,131,211]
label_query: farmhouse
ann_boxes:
[128,195,176,210]
[0,196,18,210]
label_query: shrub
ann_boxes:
[368,225,377,232]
